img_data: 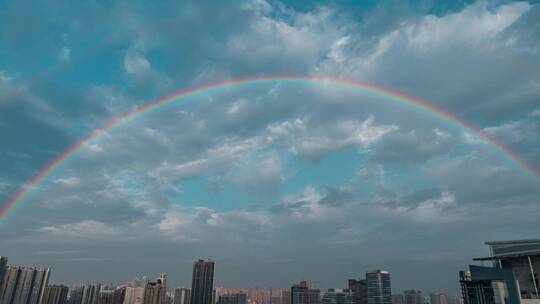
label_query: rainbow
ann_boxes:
[1,76,539,221]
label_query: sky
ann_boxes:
[1,0,540,295]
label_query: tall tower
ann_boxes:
[366,270,391,304]
[191,259,215,304]
[0,256,7,291]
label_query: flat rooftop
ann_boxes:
[474,238,540,261]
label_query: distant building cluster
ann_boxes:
[1,239,537,304]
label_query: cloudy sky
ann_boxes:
[1,0,540,295]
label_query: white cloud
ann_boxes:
[38,220,125,240]
[390,191,457,223]
[54,177,81,187]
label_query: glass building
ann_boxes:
[473,239,540,300]
[191,259,215,304]
[366,270,392,304]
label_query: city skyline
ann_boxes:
[1,0,540,296]
[2,240,539,304]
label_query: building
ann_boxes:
[322,289,354,304]
[429,293,448,304]
[67,285,85,304]
[0,265,50,304]
[122,287,145,304]
[0,256,7,288]
[42,285,70,304]
[174,288,191,304]
[282,291,291,304]
[291,281,320,304]
[404,290,423,304]
[191,259,215,304]
[67,284,102,304]
[97,285,125,304]
[459,239,540,304]
[366,270,392,304]
[349,280,367,304]
[473,239,540,300]
[217,293,247,304]
[143,275,167,304]
[459,267,517,304]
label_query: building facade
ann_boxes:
[321,289,354,304]
[191,259,215,304]
[349,280,367,304]
[143,282,166,304]
[366,270,391,304]
[42,285,70,304]
[0,256,7,289]
[122,287,145,304]
[459,239,540,304]
[291,281,320,304]
[217,293,247,304]
[174,288,191,304]
[0,265,50,304]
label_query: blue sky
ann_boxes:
[1,0,540,295]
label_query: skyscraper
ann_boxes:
[174,288,191,304]
[0,256,7,289]
[190,259,215,304]
[291,281,320,304]
[366,270,391,304]
[0,265,50,304]
[143,279,166,304]
[42,285,69,304]
[348,280,367,304]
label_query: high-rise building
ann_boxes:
[0,256,7,289]
[191,259,215,304]
[143,274,167,304]
[458,238,540,304]
[472,239,540,300]
[217,293,247,304]
[67,284,101,304]
[348,280,367,304]
[366,270,391,304]
[291,281,320,304]
[0,265,50,304]
[403,290,423,304]
[97,285,125,304]
[174,288,191,304]
[42,285,69,304]
[429,293,448,304]
[321,289,354,304]
[122,287,145,304]
[67,285,85,304]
